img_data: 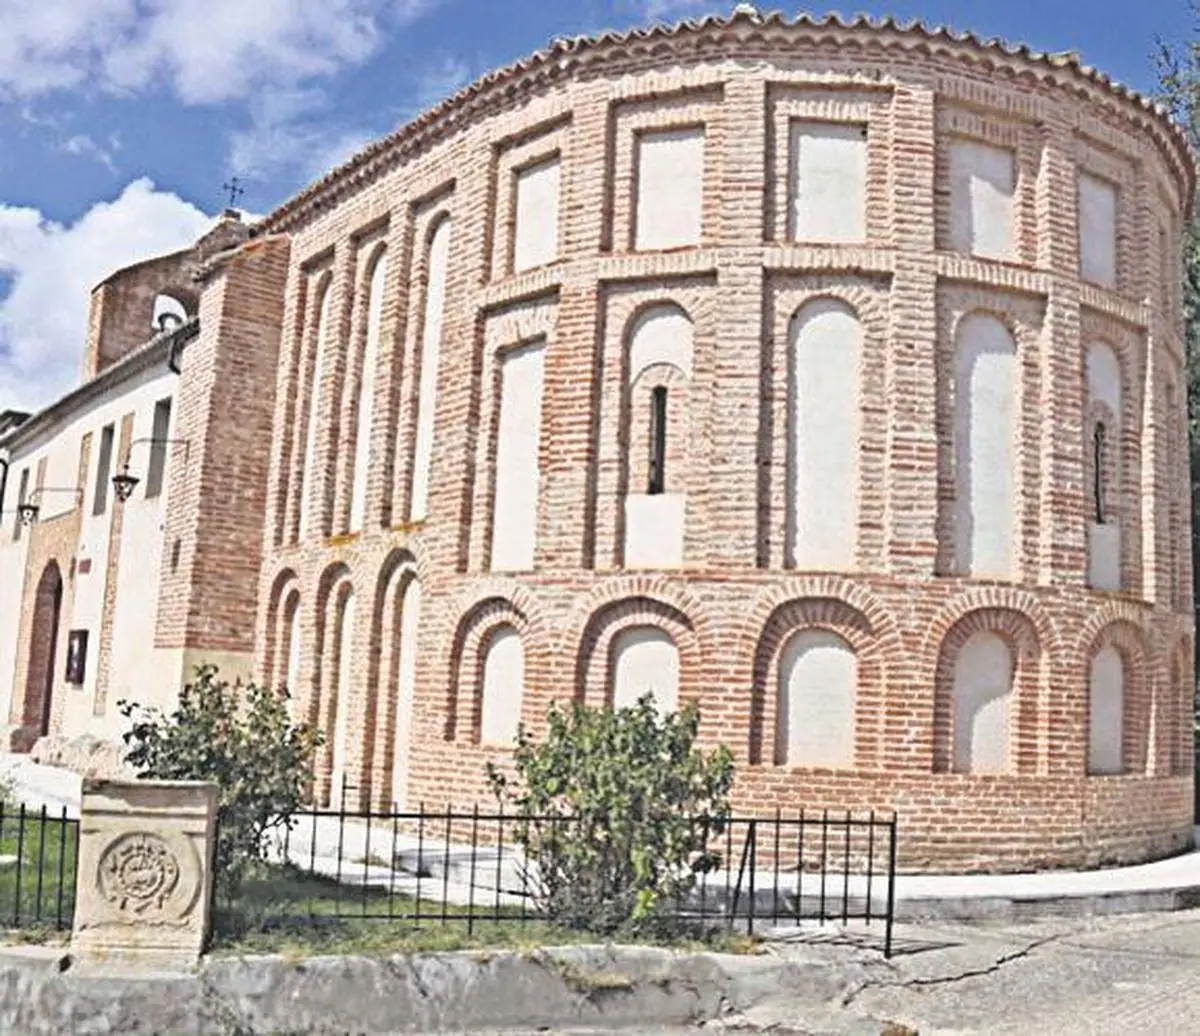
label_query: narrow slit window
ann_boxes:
[145,398,173,500]
[93,424,114,516]
[1093,422,1106,524]
[648,386,667,495]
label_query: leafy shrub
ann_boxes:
[486,694,734,936]
[118,664,323,895]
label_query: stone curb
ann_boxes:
[0,944,879,1035]
[895,883,1200,923]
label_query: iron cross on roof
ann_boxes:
[222,176,245,209]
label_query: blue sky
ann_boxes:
[0,0,1194,412]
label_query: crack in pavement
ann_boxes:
[838,932,1064,1008]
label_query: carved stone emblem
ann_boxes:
[97,832,182,914]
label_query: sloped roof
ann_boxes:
[255,7,1196,236]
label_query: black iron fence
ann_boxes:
[237,798,898,956]
[0,805,79,931]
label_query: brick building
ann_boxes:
[0,10,1195,872]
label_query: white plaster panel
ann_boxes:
[949,138,1016,260]
[1078,172,1118,288]
[623,493,685,568]
[0,532,31,723]
[954,313,1018,578]
[299,280,333,540]
[479,626,524,746]
[391,577,421,809]
[628,304,694,381]
[1088,644,1125,774]
[789,299,861,570]
[1086,340,1122,413]
[634,127,705,251]
[490,340,546,572]
[1088,522,1122,592]
[789,121,867,244]
[612,626,679,715]
[330,592,355,807]
[349,251,387,532]
[776,629,856,768]
[285,602,301,705]
[410,217,452,522]
[513,157,561,273]
[952,630,1013,774]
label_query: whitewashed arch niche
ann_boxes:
[373,555,422,810]
[1088,643,1125,774]
[787,297,862,570]
[611,626,679,715]
[952,312,1019,578]
[299,272,335,541]
[282,590,302,718]
[479,625,526,745]
[1084,341,1122,590]
[950,630,1014,774]
[410,215,452,522]
[776,629,857,768]
[348,244,388,533]
[623,303,694,569]
[326,583,356,808]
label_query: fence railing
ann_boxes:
[0,805,79,931]
[238,797,898,956]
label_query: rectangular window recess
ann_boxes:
[648,385,667,495]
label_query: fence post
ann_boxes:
[885,815,898,959]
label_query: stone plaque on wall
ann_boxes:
[71,779,217,970]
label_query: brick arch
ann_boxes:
[948,305,1028,350]
[446,596,530,743]
[1081,620,1152,775]
[560,575,710,658]
[620,298,693,342]
[922,587,1060,664]
[17,560,64,742]
[749,597,882,767]
[784,283,889,332]
[573,595,699,711]
[932,606,1044,775]
[262,567,299,696]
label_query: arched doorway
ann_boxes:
[23,562,63,740]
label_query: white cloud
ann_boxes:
[62,134,119,174]
[621,0,723,19]
[0,179,212,413]
[0,0,439,104]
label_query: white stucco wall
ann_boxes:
[612,626,679,714]
[776,629,856,768]
[634,127,704,251]
[349,249,387,533]
[479,625,524,746]
[1078,172,1118,287]
[330,592,356,806]
[1088,644,1125,774]
[299,278,333,540]
[954,312,1018,578]
[410,217,452,522]
[624,493,685,568]
[949,137,1015,260]
[628,305,694,380]
[789,121,867,243]
[952,630,1013,774]
[513,156,561,273]
[789,299,861,570]
[285,597,301,704]
[490,340,546,572]
[0,517,32,724]
[1086,340,1123,589]
[391,576,421,809]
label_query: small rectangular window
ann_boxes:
[648,386,667,495]
[145,398,173,499]
[635,126,705,251]
[789,121,868,244]
[1078,172,1118,287]
[513,155,561,273]
[93,424,114,516]
[11,467,28,542]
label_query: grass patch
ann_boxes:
[0,810,77,930]
[210,863,759,959]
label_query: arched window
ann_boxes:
[951,630,1013,774]
[299,277,334,540]
[410,217,452,522]
[479,626,525,745]
[349,248,387,533]
[329,589,356,807]
[776,630,856,767]
[789,299,861,570]
[1088,644,1125,775]
[953,313,1018,577]
[611,626,679,714]
[391,577,422,808]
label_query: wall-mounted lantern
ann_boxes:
[112,437,190,505]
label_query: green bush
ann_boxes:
[118,664,323,896]
[486,694,734,936]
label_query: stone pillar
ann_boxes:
[71,779,217,970]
